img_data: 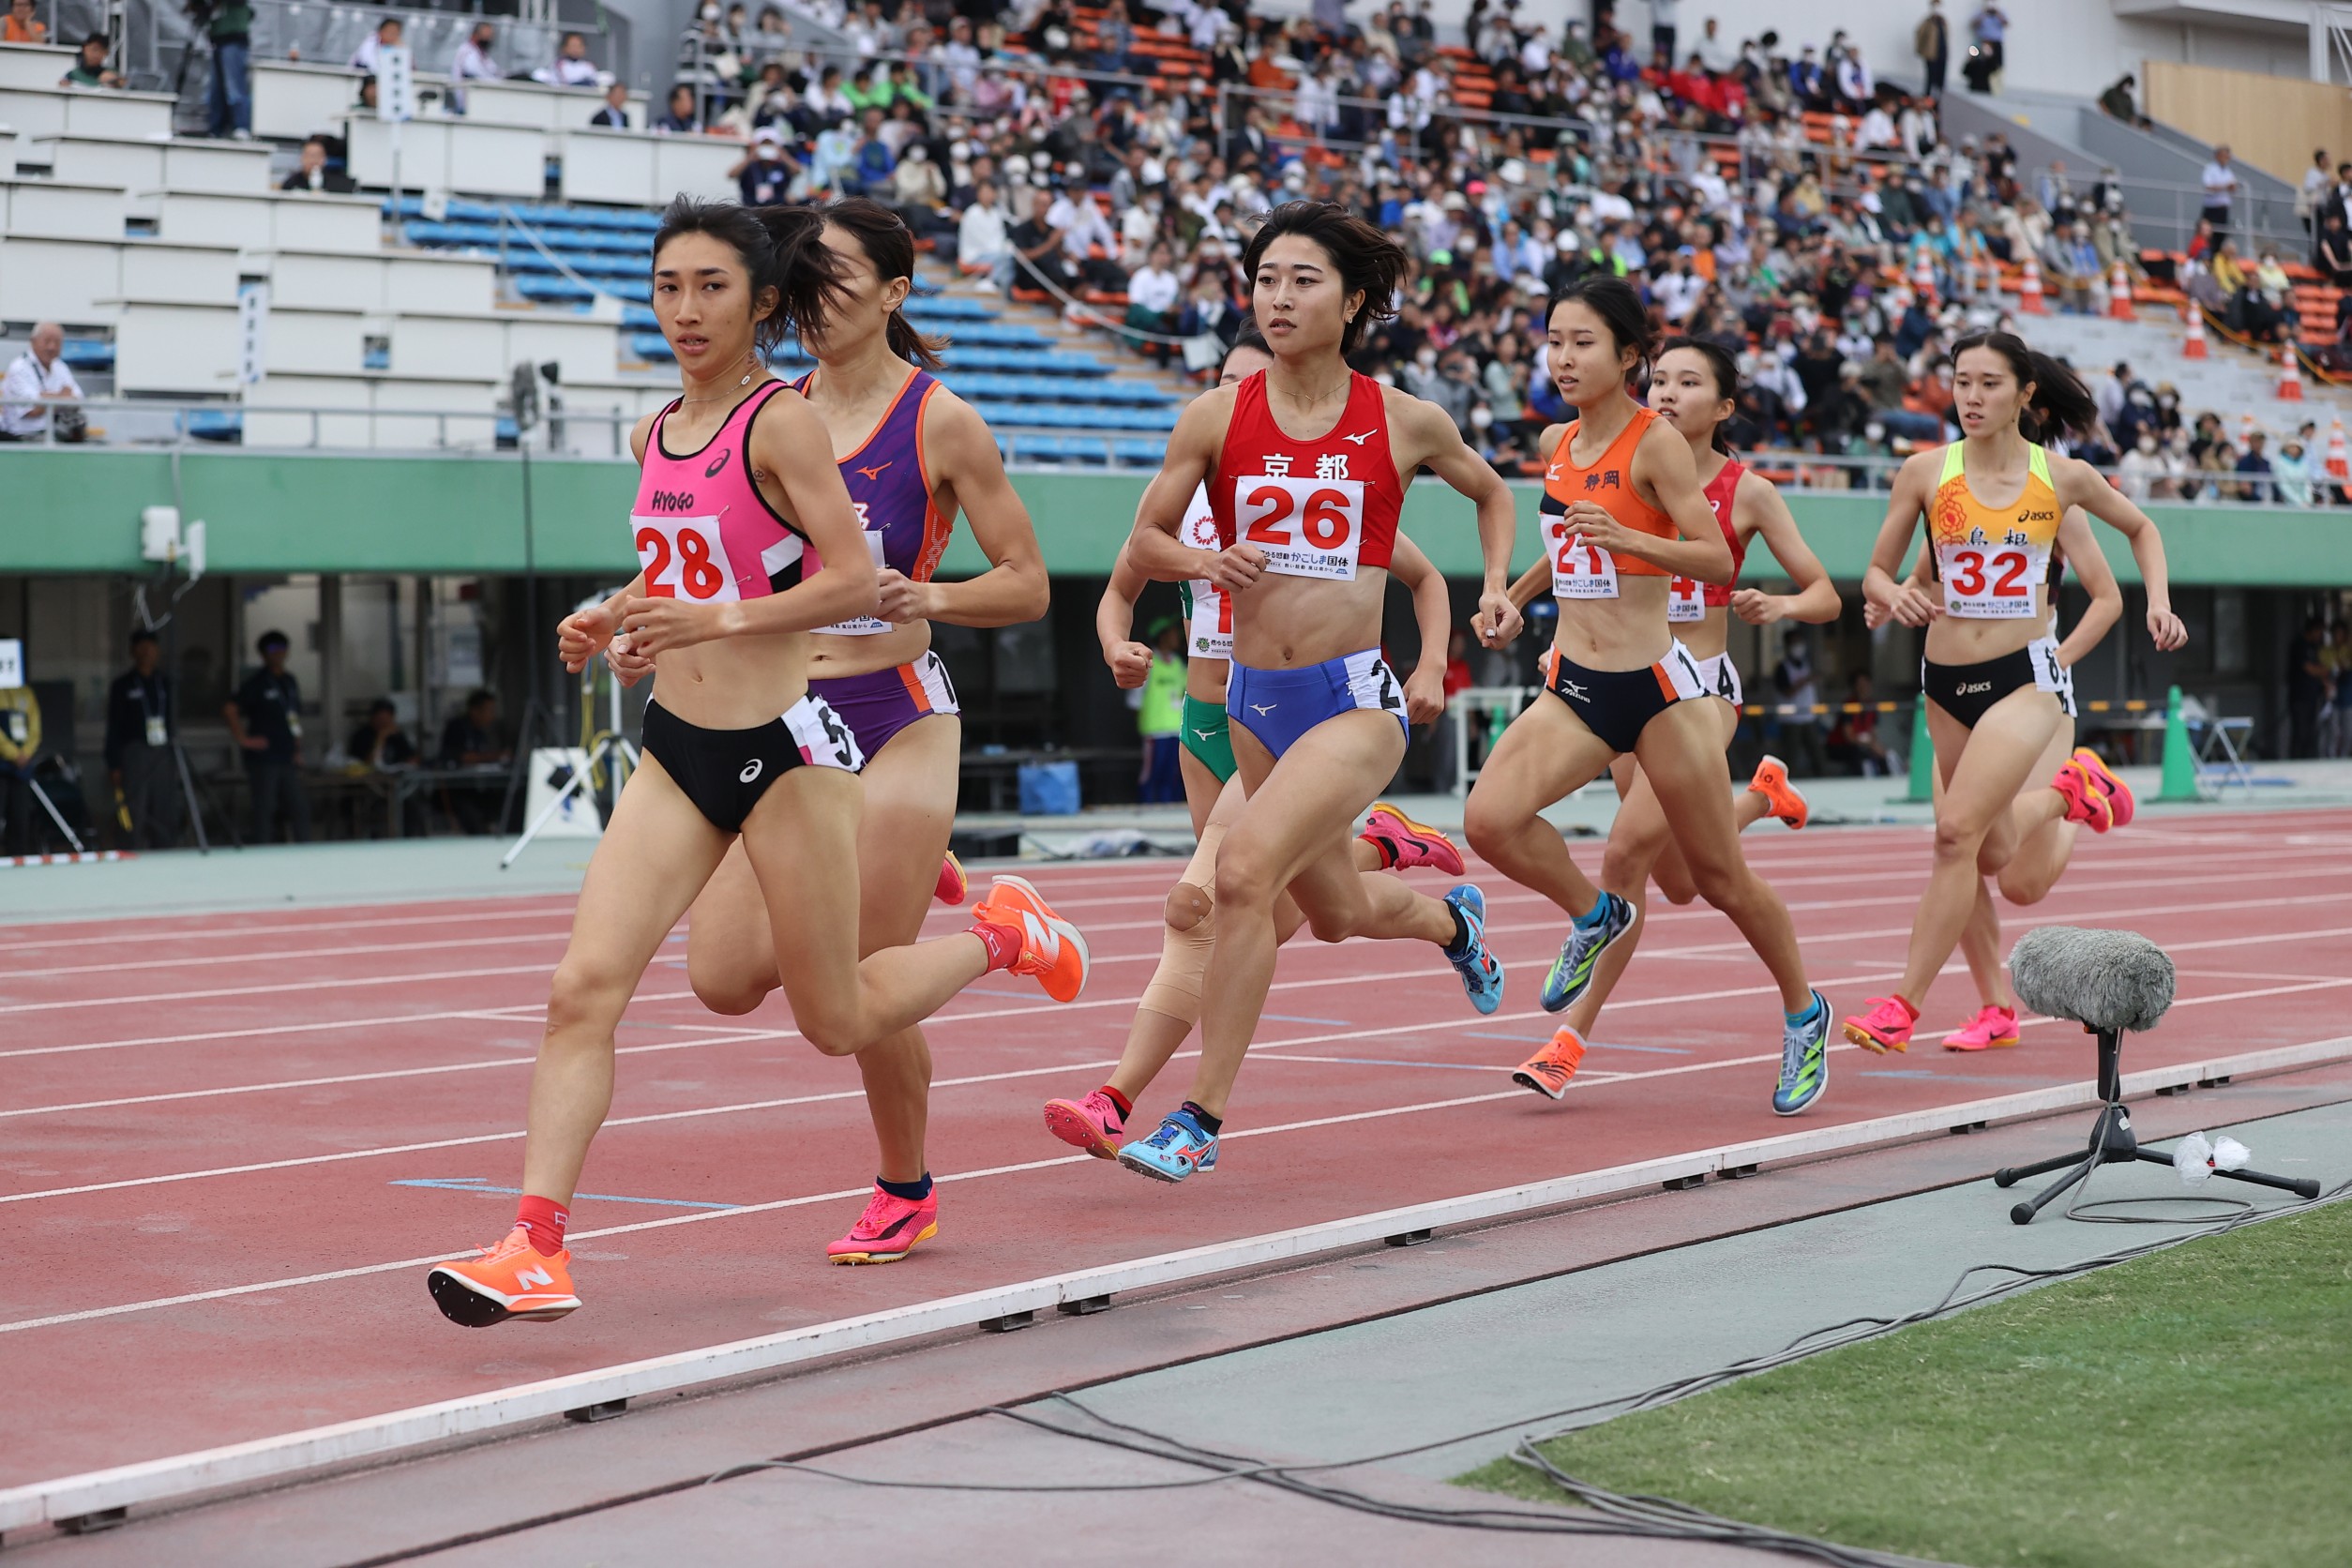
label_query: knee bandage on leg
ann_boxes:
[1139,886,1216,1026]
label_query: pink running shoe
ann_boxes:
[826,1184,939,1265]
[2051,761,2114,833]
[934,851,969,906]
[1843,995,1919,1055]
[1043,1090,1125,1160]
[1942,1004,2021,1052]
[2070,748,2134,828]
[1361,802,1466,876]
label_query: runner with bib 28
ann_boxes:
[1109,201,1521,1184]
[1464,278,1832,1114]
[1843,332,2186,1055]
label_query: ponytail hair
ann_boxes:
[652,197,848,358]
[1951,330,2098,442]
[1656,335,1741,455]
[821,196,949,369]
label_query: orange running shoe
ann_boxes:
[934,850,969,906]
[427,1226,580,1328]
[1747,754,1809,829]
[1843,996,1919,1054]
[2070,747,2134,828]
[972,874,1090,1003]
[1362,801,1467,875]
[2051,760,2114,833]
[1511,1025,1589,1101]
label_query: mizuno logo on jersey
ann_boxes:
[854,460,893,481]
[1339,430,1374,445]
[1561,681,1591,701]
[1251,701,1278,715]
[647,489,697,513]
[1546,464,1563,480]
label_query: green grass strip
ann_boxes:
[1459,1199,2352,1568]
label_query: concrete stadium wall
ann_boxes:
[2,447,2348,588]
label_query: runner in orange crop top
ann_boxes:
[1464,278,1832,1113]
[1845,330,2187,1056]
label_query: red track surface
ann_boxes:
[7,810,2352,1486]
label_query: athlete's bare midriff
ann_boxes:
[1229,567,1390,669]
[807,618,935,679]
[1922,591,2051,666]
[647,628,815,731]
[1549,576,1675,671]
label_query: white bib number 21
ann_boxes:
[1545,512,1621,600]
[1235,476,1365,581]
[634,514,742,602]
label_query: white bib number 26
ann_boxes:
[1235,476,1365,580]
[1544,511,1621,599]
[634,514,741,602]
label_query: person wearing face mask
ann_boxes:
[2116,430,2164,500]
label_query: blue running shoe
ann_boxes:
[1443,885,1505,1016]
[1540,891,1634,1014]
[1773,989,1832,1117]
[1116,1109,1220,1184]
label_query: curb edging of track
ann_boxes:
[5,1033,2346,1537]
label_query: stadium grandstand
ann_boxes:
[5,0,2352,843]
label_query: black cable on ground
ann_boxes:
[692,1174,2348,1566]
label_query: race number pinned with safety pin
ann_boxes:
[634,513,744,602]
[1541,499,1621,599]
[1232,454,1365,580]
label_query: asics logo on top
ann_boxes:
[1583,471,1622,492]
[854,460,894,481]
[1958,681,1992,694]
[515,1264,554,1290]
[1250,701,1279,715]
[703,445,732,478]
[739,758,764,783]
[1339,430,1374,445]
[647,489,698,513]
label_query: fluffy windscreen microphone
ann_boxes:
[2008,926,2175,1035]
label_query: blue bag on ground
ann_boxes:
[1018,760,1080,815]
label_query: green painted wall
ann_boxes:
[2,447,2344,585]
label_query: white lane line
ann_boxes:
[2,931,571,982]
[0,964,561,1017]
[0,904,573,956]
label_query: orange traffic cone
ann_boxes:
[2107,261,2135,322]
[1912,249,1937,304]
[2327,416,2349,481]
[2239,412,2258,451]
[2018,252,2046,314]
[2279,339,2305,401]
[2182,301,2209,359]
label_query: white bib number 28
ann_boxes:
[1544,512,1621,599]
[634,514,742,602]
[1235,475,1365,580]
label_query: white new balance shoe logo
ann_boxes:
[1020,911,1060,963]
[514,1264,555,1291]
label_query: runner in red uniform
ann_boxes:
[1113,201,1519,1183]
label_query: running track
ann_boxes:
[6,809,2352,1486]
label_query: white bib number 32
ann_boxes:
[1937,541,2040,619]
[1545,512,1621,599]
[1235,476,1365,581]
[634,514,742,602]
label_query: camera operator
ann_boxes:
[202,0,255,141]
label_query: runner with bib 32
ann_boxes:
[1109,201,1520,1184]
[1843,332,2185,1055]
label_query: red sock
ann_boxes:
[1357,829,1395,868]
[1100,1085,1133,1119]
[515,1195,568,1255]
[968,917,1023,972]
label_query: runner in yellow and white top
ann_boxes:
[1846,331,2187,1055]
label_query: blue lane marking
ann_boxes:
[390,1177,740,1211]
[1262,1013,1350,1026]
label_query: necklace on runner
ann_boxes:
[679,358,762,405]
